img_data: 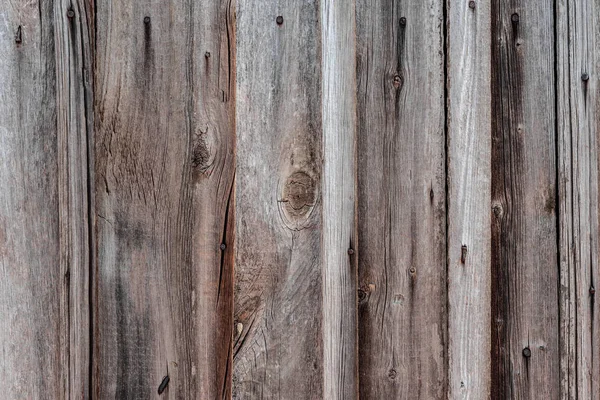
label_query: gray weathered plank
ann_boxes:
[0,1,67,398]
[355,0,447,397]
[446,0,492,398]
[556,0,600,397]
[321,0,358,398]
[93,0,236,397]
[234,1,323,398]
[491,1,559,398]
[55,0,94,398]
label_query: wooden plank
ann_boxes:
[446,0,492,398]
[233,1,323,398]
[54,0,94,398]
[491,0,559,398]
[321,0,358,398]
[0,1,67,398]
[355,0,447,397]
[556,0,600,397]
[93,0,236,397]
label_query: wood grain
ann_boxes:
[321,0,358,398]
[355,0,447,398]
[491,0,559,398]
[234,1,323,398]
[93,0,235,397]
[446,0,492,398]
[556,0,600,397]
[0,1,66,397]
[55,0,95,398]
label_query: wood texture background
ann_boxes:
[0,0,599,398]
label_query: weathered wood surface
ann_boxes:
[446,0,491,398]
[321,1,358,399]
[93,0,235,397]
[55,0,95,398]
[557,0,600,398]
[0,2,63,398]
[234,1,323,398]
[491,0,559,398]
[355,0,447,398]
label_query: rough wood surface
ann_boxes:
[557,0,600,397]
[0,1,66,398]
[93,0,235,397]
[55,0,95,398]
[355,0,447,398]
[321,1,358,398]
[446,0,491,398]
[491,0,559,398]
[234,1,323,398]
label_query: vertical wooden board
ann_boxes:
[355,0,447,398]
[491,0,559,398]
[321,0,358,399]
[93,0,235,397]
[234,1,323,398]
[446,0,491,398]
[0,1,65,398]
[556,0,600,397]
[54,0,94,397]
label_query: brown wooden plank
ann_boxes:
[491,0,559,398]
[321,1,358,398]
[55,0,95,398]
[446,0,492,398]
[0,1,67,397]
[233,1,323,398]
[355,0,447,397]
[556,0,600,397]
[93,0,235,397]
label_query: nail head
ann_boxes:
[220,243,227,251]
[144,16,151,24]
[522,347,531,358]
[469,1,476,9]
[205,51,211,58]
[511,13,520,23]
[582,73,590,81]
[67,9,75,18]
[348,248,355,255]
[399,17,406,26]
[590,286,596,295]
[276,16,284,25]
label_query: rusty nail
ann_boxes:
[522,347,531,358]
[158,375,170,395]
[144,16,151,24]
[348,248,355,255]
[67,9,75,18]
[205,51,211,58]
[220,243,227,251]
[399,17,407,26]
[582,73,590,82]
[511,13,519,23]
[461,245,468,264]
[469,1,476,9]
[276,16,284,25]
[590,286,596,295]
[15,26,22,43]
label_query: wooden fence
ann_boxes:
[0,0,598,398]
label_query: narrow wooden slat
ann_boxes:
[491,0,559,398]
[446,0,492,398]
[234,1,323,397]
[93,0,235,397]
[0,1,66,397]
[54,0,94,398]
[321,0,358,398]
[355,0,447,397]
[557,0,600,397]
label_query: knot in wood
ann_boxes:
[388,369,397,380]
[280,171,316,224]
[393,74,403,89]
